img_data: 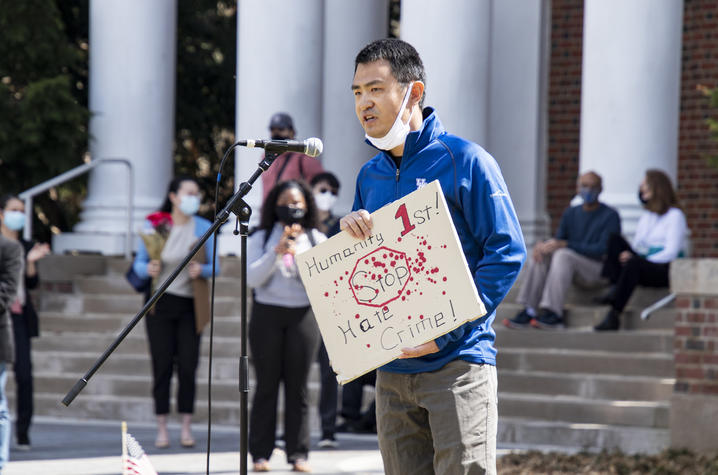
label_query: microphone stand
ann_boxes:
[63,149,282,475]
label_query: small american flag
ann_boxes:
[122,422,158,475]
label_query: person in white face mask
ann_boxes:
[310,172,341,239]
[131,176,220,449]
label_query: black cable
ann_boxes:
[205,142,241,475]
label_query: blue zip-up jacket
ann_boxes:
[133,216,220,279]
[352,108,526,373]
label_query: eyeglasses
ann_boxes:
[318,187,338,196]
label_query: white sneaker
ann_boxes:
[317,437,338,449]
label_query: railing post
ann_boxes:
[23,196,33,242]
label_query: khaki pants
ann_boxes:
[517,247,603,316]
[376,361,497,475]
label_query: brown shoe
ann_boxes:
[253,459,270,472]
[292,459,311,472]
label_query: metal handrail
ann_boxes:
[18,158,135,260]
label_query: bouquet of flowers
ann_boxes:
[139,211,173,293]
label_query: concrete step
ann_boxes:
[494,327,673,353]
[37,293,248,317]
[75,275,243,296]
[39,312,244,337]
[6,371,327,410]
[498,371,674,401]
[497,417,669,454]
[497,348,674,378]
[34,331,242,359]
[11,392,329,433]
[498,392,669,428]
[29,351,240,381]
[496,302,675,330]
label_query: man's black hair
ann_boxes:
[355,38,426,107]
[310,172,340,190]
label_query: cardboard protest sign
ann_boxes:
[296,180,486,383]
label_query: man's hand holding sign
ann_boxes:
[296,180,486,383]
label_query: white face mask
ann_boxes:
[179,195,200,216]
[314,191,338,212]
[365,82,414,151]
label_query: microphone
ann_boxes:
[237,137,323,157]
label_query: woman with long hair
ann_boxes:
[595,169,687,331]
[132,176,219,448]
[0,194,50,449]
[247,180,325,472]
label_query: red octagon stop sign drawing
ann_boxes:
[349,246,412,308]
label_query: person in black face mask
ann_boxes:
[246,180,326,473]
[260,112,325,202]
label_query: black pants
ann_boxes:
[11,312,32,440]
[145,293,200,415]
[341,370,376,429]
[317,340,338,438]
[249,302,320,463]
[601,234,670,312]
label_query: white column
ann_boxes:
[401,0,491,145]
[488,0,551,244]
[235,0,323,213]
[580,0,683,236]
[221,0,324,255]
[54,0,176,255]
[322,0,389,216]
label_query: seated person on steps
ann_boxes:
[594,169,687,331]
[504,171,620,330]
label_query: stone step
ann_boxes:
[498,371,674,401]
[494,327,673,353]
[35,332,242,358]
[36,293,248,317]
[498,392,669,428]
[39,312,244,337]
[497,417,669,454]
[6,372,328,411]
[74,274,244,296]
[497,348,674,378]
[496,302,675,330]
[30,351,240,381]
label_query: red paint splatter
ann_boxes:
[383,306,388,312]
[390,261,396,267]
[366,344,371,348]
[406,290,411,295]
[408,315,412,320]
[443,277,447,282]
[427,245,432,250]
[324,292,329,297]
[442,291,446,295]
[364,259,369,264]
[401,296,406,301]
[397,237,402,242]
[419,315,424,320]
[339,276,343,281]
[355,314,360,319]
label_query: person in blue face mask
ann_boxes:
[0,195,50,450]
[504,171,621,330]
[132,176,219,449]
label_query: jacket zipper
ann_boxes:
[395,167,400,200]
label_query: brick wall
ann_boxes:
[678,0,718,258]
[546,0,584,234]
[674,295,718,394]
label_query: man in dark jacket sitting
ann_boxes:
[504,171,621,329]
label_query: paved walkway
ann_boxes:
[4,417,384,474]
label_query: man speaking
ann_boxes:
[340,39,526,475]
